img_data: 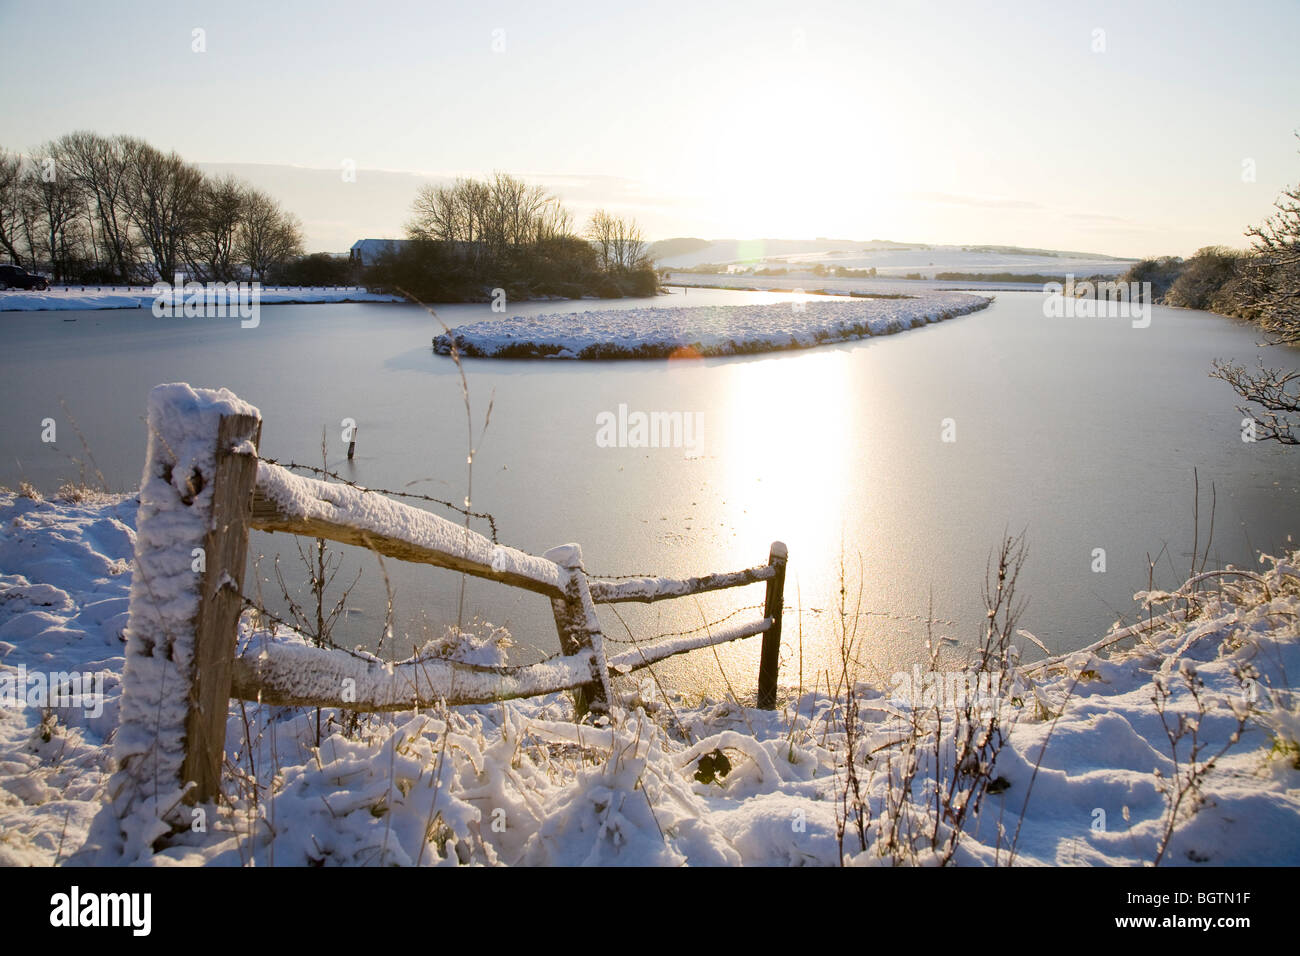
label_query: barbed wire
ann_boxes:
[239,595,354,656]
[246,461,794,653]
[241,590,789,663]
[597,601,769,643]
[588,564,771,583]
[239,595,475,668]
[257,455,498,542]
[254,459,793,589]
[594,570,682,580]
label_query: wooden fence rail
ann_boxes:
[111,384,786,825]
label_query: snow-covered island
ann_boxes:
[432,292,992,359]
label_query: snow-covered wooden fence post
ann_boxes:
[756,541,788,709]
[545,543,611,715]
[110,384,261,840]
[183,407,262,803]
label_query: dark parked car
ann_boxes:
[0,264,49,290]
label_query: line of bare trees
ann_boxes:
[0,131,303,283]
[585,207,650,273]
[401,173,653,299]
[409,172,578,267]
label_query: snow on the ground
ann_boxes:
[0,287,405,312]
[433,293,992,359]
[1,489,1296,866]
[0,489,133,865]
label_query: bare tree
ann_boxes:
[237,187,303,281]
[409,182,457,241]
[123,142,204,280]
[409,177,491,269]
[56,132,138,281]
[186,174,246,281]
[21,146,87,282]
[611,212,649,272]
[497,172,560,248]
[534,197,573,244]
[0,148,29,266]
[1212,135,1300,444]
[407,173,569,272]
[587,209,649,272]
[587,208,615,271]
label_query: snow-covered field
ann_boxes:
[434,292,992,359]
[0,287,405,312]
[670,272,1047,295]
[1,489,1297,866]
[654,239,1135,276]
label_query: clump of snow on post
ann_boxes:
[545,543,613,708]
[93,384,260,860]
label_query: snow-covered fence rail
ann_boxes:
[113,384,786,824]
[588,564,777,604]
[250,460,569,598]
[243,462,787,713]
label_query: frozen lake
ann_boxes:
[2,287,1297,699]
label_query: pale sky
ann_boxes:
[1,0,1297,257]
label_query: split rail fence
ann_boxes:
[113,385,786,815]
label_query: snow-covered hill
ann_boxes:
[652,237,1135,277]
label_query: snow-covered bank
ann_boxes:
[1,490,1296,866]
[0,287,405,312]
[433,292,992,359]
